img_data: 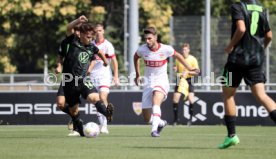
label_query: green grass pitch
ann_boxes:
[0,125,275,159]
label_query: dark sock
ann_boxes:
[269,110,276,124]
[95,100,108,117]
[60,105,70,115]
[189,103,194,120]
[224,115,236,137]
[63,106,76,130]
[71,113,84,136]
[173,103,178,123]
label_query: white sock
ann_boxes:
[159,119,165,127]
[97,112,105,126]
[151,105,161,132]
[101,115,107,127]
[148,115,153,124]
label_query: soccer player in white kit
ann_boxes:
[89,24,119,134]
[134,27,199,137]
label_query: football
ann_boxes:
[83,122,100,138]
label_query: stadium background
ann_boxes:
[1,0,276,125]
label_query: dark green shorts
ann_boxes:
[222,62,266,87]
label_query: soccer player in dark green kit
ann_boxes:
[219,0,276,148]
[57,15,114,137]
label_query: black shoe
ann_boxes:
[74,119,85,137]
[106,103,114,122]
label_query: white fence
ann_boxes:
[1,74,276,92]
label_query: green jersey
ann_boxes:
[58,34,99,78]
[228,0,271,66]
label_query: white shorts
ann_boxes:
[141,82,169,109]
[90,72,112,93]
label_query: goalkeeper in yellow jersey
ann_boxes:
[172,43,200,126]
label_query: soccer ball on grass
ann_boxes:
[83,122,100,138]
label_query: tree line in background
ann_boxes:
[0,0,275,74]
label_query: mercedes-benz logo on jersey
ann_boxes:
[78,52,89,63]
[183,96,207,122]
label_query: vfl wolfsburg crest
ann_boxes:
[132,102,142,116]
[78,52,89,63]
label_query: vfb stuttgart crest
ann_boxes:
[132,102,142,116]
[78,52,89,63]
[183,96,207,122]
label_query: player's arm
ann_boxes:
[187,58,200,76]
[87,60,96,76]
[134,53,141,86]
[55,55,63,74]
[264,30,272,48]
[173,60,178,72]
[184,69,200,79]
[66,15,88,36]
[111,56,119,86]
[184,67,200,78]
[97,50,108,66]
[174,52,199,73]
[225,20,246,53]
[55,37,68,74]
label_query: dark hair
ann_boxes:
[95,23,104,28]
[73,26,80,31]
[79,22,95,33]
[182,43,190,48]
[143,27,157,35]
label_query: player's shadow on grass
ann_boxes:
[130,146,249,150]
[130,146,216,150]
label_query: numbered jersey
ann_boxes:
[228,1,271,66]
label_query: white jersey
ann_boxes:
[136,43,175,108]
[136,43,175,85]
[91,39,115,74]
[90,39,115,91]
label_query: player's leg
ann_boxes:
[174,78,189,125]
[92,76,110,132]
[187,92,194,126]
[69,103,84,137]
[56,96,66,111]
[142,108,152,122]
[85,92,114,122]
[87,92,108,116]
[244,65,276,123]
[98,89,110,134]
[172,91,181,125]
[218,86,240,149]
[56,84,79,135]
[56,95,75,131]
[56,85,70,116]
[81,79,114,122]
[63,83,85,137]
[151,90,167,137]
[187,80,195,126]
[250,83,276,123]
[218,63,241,149]
[141,87,158,136]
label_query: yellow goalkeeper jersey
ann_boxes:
[175,55,199,79]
